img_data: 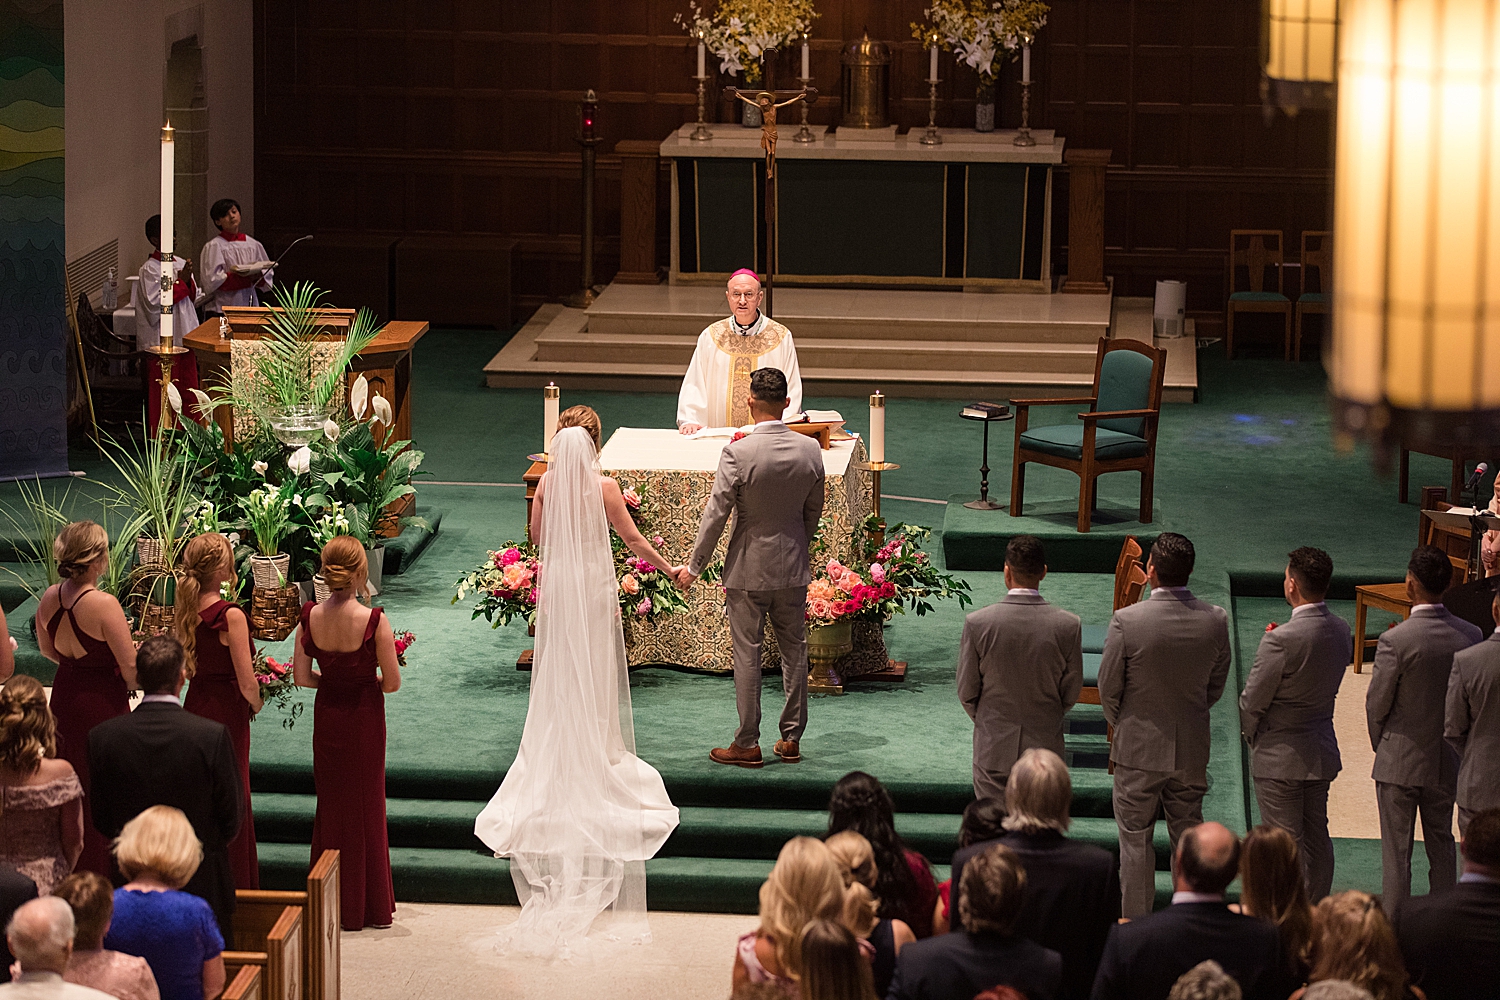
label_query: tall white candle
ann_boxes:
[159,123,175,350]
[543,383,560,453]
[801,38,810,78]
[1022,43,1031,84]
[697,37,706,77]
[869,392,885,464]
[929,44,939,83]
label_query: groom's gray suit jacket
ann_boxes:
[688,421,825,591]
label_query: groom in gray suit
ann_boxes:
[1240,546,1352,901]
[682,367,825,768]
[957,534,1083,801]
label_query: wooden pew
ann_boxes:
[234,849,341,1000]
[222,963,263,1000]
[224,904,302,1000]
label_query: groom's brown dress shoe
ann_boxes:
[710,744,764,768]
[774,740,801,762]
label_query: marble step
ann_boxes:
[534,332,1103,374]
[587,310,1107,344]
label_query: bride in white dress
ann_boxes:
[474,415,682,958]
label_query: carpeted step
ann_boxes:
[942,497,1162,573]
[0,565,40,611]
[4,598,56,685]
[380,509,443,576]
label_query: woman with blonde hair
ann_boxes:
[800,919,879,1000]
[0,675,83,892]
[474,405,683,956]
[825,830,914,998]
[733,837,849,992]
[175,532,261,890]
[292,536,399,931]
[36,520,137,876]
[1297,890,1418,1000]
[1238,825,1315,983]
[104,806,224,1000]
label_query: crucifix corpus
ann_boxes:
[724,83,817,318]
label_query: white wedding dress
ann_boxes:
[474,426,679,958]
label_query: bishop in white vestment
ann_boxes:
[677,269,803,432]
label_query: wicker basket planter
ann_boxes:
[251,584,301,641]
[136,602,175,638]
[249,553,291,589]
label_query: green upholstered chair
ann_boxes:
[1225,229,1292,359]
[1009,337,1166,533]
[1294,231,1331,361]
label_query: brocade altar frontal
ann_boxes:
[599,428,873,674]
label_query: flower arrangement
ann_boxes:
[453,542,541,629]
[911,0,1049,82]
[676,0,820,84]
[254,651,304,729]
[307,498,352,548]
[806,516,972,626]
[806,558,898,628]
[394,628,416,666]
[242,482,297,558]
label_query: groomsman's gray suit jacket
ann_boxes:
[1368,606,1483,787]
[688,421,825,591]
[957,593,1084,777]
[1447,631,1500,815]
[1239,604,1353,780]
[1099,588,1232,774]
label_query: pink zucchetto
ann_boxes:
[728,268,760,282]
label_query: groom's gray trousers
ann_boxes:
[728,586,809,749]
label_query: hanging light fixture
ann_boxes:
[1330,0,1500,456]
[1262,0,1340,112]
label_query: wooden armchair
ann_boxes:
[1294,231,1330,361]
[71,291,146,419]
[1010,338,1166,534]
[1226,230,1292,359]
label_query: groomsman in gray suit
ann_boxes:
[1368,545,1483,909]
[1447,587,1500,836]
[1100,532,1232,917]
[683,367,825,769]
[1240,547,1352,900]
[957,535,1084,801]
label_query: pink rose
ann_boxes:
[620,573,640,596]
[635,596,652,616]
[870,563,885,583]
[622,487,642,509]
[499,547,522,567]
[653,535,665,547]
[526,587,538,604]
[808,597,834,620]
[827,559,844,576]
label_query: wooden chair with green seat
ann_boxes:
[1225,229,1292,359]
[1079,536,1144,656]
[1009,337,1166,534]
[1078,561,1146,775]
[1294,231,1331,361]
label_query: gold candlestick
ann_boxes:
[920,77,942,145]
[1013,80,1036,147]
[691,74,714,141]
[793,75,817,142]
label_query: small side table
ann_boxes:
[1352,582,1412,673]
[960,407,1015,511]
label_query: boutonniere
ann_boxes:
[730,431,747,443]
[1265,622,1278,632]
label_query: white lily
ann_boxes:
[189,388,214,416]
[252,460,268,476]
[288,446,312,475]
[371,394,393,427]
[166,382,182,414]
[350,375,369,420]
[323,418,340,442]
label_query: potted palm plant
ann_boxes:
[103,431,195,628]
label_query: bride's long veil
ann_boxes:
[473,426,676,959]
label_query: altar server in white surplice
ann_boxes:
[676,269,802,433]
[199,197,274,312]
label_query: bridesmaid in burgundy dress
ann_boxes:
[292,536,402,930]
[177,532,263,889]
[35,521,138,877]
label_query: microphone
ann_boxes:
[1465,462,1490,494]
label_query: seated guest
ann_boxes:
[0,897,113,1000]
[1090,822,1287,1000]
[1299,984,1375,1000]
[887,843,1061,1000]
[798,919,877,1000]
[88,635,241,940]
[1237,824,1315,984]
[932,796,1007,935]
[1392,806,1500,1000]
[733,837,848,994]
[1168,961,1242,1000]
[102,807,225,1000]
[0,676,83,893]
[52,872,159,1000]
[824,831,913,997]
[1303,891,1416,1000]
[0,865,35,984]
[952,749,1118,1000]
[827,772,937,937]
[957,533,1083,801]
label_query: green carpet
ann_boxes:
[3,332,1477,914]
[942,493,1162,572]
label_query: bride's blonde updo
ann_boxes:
[320,535,368,593]
[556,405,601,450]
[0,676,55,774]
[54,521,109,580]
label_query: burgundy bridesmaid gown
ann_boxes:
[299,602,394,930]
[182,599,260,889]
[43,589,130,877]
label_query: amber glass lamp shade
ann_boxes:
[1262,0,1340,111]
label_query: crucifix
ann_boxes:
[724,79,817,319]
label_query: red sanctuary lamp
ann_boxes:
[565,90,604,308]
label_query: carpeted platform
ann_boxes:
[942,493,1162,572]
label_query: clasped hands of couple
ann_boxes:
[664,565,698,593]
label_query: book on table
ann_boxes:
[962,402,1010,420]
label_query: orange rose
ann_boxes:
[620,573,641,596]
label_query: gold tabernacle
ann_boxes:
[840,31,890,129]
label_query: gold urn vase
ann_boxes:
[840,31,890,129]
[808,620,854,695]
